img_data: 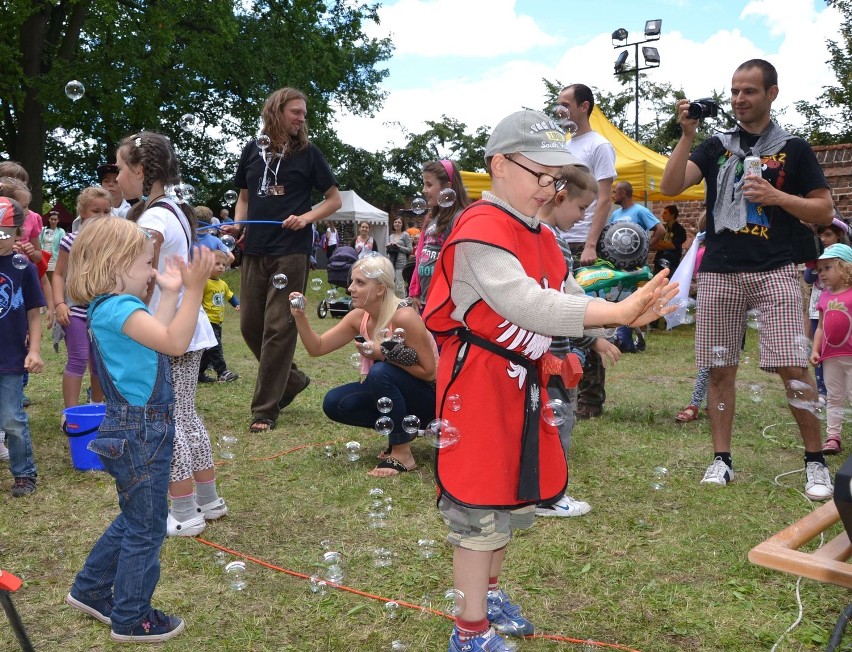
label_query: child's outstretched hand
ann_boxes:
[618,269,680,328]
[155,255,185,295]
[288,292,306,317]
[181,246,216,292]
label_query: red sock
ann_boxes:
[488,576,499,592]
[456,618,489,641]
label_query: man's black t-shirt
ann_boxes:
[689,130,828,273]
[234,139,337,256]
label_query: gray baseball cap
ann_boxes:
[485,110,586,168]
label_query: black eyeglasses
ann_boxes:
[505,156,567,192]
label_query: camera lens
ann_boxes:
[687,102,704,120]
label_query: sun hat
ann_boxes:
[818,243,852,263]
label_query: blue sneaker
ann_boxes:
[448,627,515,651]
[486,589,534,636]
[65,591,113,625]
[110,609,185,643]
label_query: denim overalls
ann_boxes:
[69,295,175,634]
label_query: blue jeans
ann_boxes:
[323,362,435,446]
[0,374,37,478]
[70,294,175,633]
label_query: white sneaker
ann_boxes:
[535,495,591,517]
[167,512,206,537]
[199,497,228,521]
[0,431,8,462]
[805,461,834,501]
[701,457,734,486]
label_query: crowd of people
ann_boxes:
[0,57,845,648]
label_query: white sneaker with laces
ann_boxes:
[199,497,228,521]
[805,461,834,501]
[0,430,8,462]
[167,512,206,537]
[535,495,591,517]
[701,457,734,486]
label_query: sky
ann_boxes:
[331,0,843,152]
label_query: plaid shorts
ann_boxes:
[695,263,807,372]
[438,495,535,552]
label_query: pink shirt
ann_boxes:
[817,287,852,360]
[24,210,43,243]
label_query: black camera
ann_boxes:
[687,98,719,120]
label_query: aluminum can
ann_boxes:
[743,155,762,178]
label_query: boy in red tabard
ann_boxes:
[423,110,677,652]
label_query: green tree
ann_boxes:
[795,0,852,144]
[0,0,392,209]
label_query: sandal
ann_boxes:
[367,456,416,477]
[249,418,275,433]
[823,436,842,454]
[676,405,700,423]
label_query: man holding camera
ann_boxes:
[661,59,835,500]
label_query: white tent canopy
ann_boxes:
[315,189,389,253]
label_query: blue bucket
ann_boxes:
[63,404,106,471]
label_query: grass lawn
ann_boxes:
[3,268,852,651]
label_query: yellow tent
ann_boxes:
[461,107,705,203]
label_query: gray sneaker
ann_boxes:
[805,462,833,501]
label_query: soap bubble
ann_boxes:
[220,234,236,250]
[374,416,393,436]
[377,396,393,414]
[323,445,335,458]
[350,353,361,368]
[218,434,237,460]
[223,189,238,205]
[378,327,391,342]
[320,539,335,551]
[12,253,29,270]
[391,641,409,652]
[411,197,428,214]
[442,588,465,617]
[362,340,374,356]
[402,415,421,434]
[311,278,323,291]
[373,548,393,568]
[554,105,579,136]
[392,327,406,343]
[325,564,344,583]
[289,294,305,311]
[257,134,271,148]
[680,298,697,325]
[446,394,462,413]
[651,466,668,490]
[384,600,400,619]
[749,384,763,403]
[786,379,816,410]
[345,441,361,462]
[716,403,726,411]
[746,308,762,330]
[64,80,85,101]
[651,297,671,316]
[437,187,456,208]
[224,561,247,591]
[52,127,68,141]
[793,335,813,364]
[810,401,828,420]
[422,419,460,449]
[272,273,288,289]
[418,538,437,559]
[213,550,227,566]
[710,346,728,363]
[327,288,340,301]
[543,399,567,426]
[368,487,384,497]
[175,183,195,204]
[179,113,199,132]
[309,574,328,595]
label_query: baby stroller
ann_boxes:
[317,245,358,319]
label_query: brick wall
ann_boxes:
[648,142,852,246]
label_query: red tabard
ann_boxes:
[424,201,570,509]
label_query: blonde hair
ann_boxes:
[67,218,148,305]
[559,165,598,199]
[76,186,111,218]
[831,259,852,288]
[194,205,213,222]
[0,162,29,184]
[0,177,31,208]
[351,255,402,338]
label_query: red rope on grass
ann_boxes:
[194,538,642,651]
